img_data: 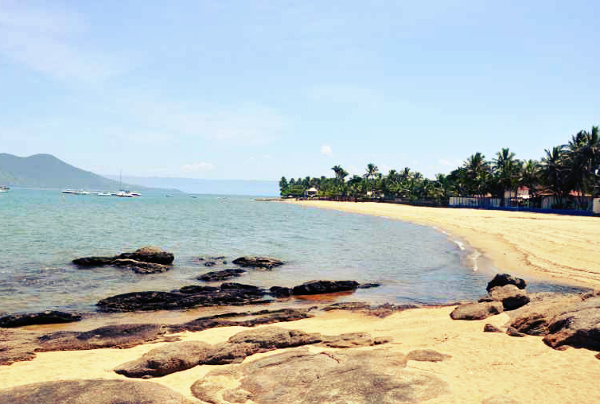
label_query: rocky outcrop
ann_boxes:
[292,280,360,295]
[323,302,421,318]
[197,268,246,282]
[321,332,391,348]
[507,293,584,335]
[0,379,195,404]
[543,296,600,350]
[407,349,451,362]
[0,328,39,365]
[73,246,174,274]
[36,323,167,352]
[484,323,502,333]
[480,284,530,311]
[114,341,215,378]
[96,283,270,312]
[269,286,292,297]
[0,311,81,328]
[191,348,450,403]
[450,301,504,320]
[232,256,284,269]
[486,274,527,292]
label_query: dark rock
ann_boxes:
[487,284,530,311]
[232,256,284,269]
[358,282,381,289]
[507,293,582,335]
[269,286,292,298]
[72,256,114,267]
[486,273,527,292]
[482,395,523,404]
[506,326,526,337]
[450,302,504,320]
[204,261,216,267]
[292,280,360,295]
[116,246,175,265]
[0,379,195,404]
[114,341,215,378]
[192,348,450,404]
[112,258,170,274]
[179,285,219,294]
[36,323,167,351]
[321,332,390,348]
[0,311,82,328]
[595,352,600,360]
[197,268,246,282]
[484,323,502,333]
[220,282,262,293]
[407,349,451,362]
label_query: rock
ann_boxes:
[232,256,284,269]
[484,323,502,333]
[482,395,523,404]
[178,285,219,294]
[197,268,246,282]
[192,348,450,404]
[486,274,527,292]
[112,258,170,274]
[114,341,215,378]
[507,293,583,335]
[72,256,114,267]
[486,284,530,311]
[0,379,195,404]
[292,280,360,295]
[168,308,315,333]
[543,297,600,350]
[506,326,526,337]
[204,261,216,267]
[450,302,504,320]
[321,332,390,348]
[0,311,82,328]
[96,284,269,312]
[116,246,175,265]
[323,302,420,318]
[269,286,292,298]
[0,328,39,365]
[36,323,167,351]
[407,349,451,362]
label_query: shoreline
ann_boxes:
[285,200,600,289]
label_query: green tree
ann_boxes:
[279,176,288,195]
[363,163,379,196]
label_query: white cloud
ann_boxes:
[321,144,333,156]
[181,162,216,173]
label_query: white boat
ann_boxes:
[116,191,134,197]
[97,192,112,196]
[0,186,9,192]
[62,189,91,195]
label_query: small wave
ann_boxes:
[453,240,465,250]
[468,250,481,272]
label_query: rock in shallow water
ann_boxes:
[197,268,246,282]
[0,311,81,328]
[232,256,284,269]
[486,273,527,292]
[292,280,360,295]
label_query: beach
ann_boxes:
[2,201,600,403]
[287,200,600,288]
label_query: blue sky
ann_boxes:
[0,0,598,181]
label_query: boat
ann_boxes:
[0,186,9,192]
[116,191,134,197]
[62,189,91,195]
[97,192,112,196]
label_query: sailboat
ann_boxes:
[116,170,140,197]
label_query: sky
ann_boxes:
[0,0,598,181]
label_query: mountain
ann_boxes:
[105,175,279,196]
[0,153,172,192]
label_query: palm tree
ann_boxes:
[520,159,540,198]
[492,148,521,205]
[363,163,379,196]
[463,153,490,196]
[331,165,348,182]
[566,127,600,206]
[540,146,568,206]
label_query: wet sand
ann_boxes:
[287,200,600,288]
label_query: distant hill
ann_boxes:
[106,175,279,196]
[0,153,174,192]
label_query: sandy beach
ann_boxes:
[2,202,600,403]
[287,200,600,288]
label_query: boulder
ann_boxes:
[72,256,114,267]
[486,274,527,292]
[269,286,292,298]
[232,256,284,269]
[482,284,530,311]
[116,246,175,265]
[192,348,450,404]
[543,297,600,350]
[484,323,502,333]
[292,280,360,295]
[450,302,504,320]
[114,341,215,378]
[407,349,451,362]
[36,323,167,351]
[0,311,82,328]
[204,261,216,267]
[112,258,170,274]
[0,379,195,404]
[197,268,246,282]
[321,332,391,348]
[506,326,526,337]
[178,285,219,294]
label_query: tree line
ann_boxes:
[280,126,599,210]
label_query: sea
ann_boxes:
[0,188,585,318]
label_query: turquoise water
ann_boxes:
[0,189,575,316]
